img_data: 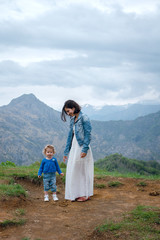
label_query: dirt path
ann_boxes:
[0,176,160,240]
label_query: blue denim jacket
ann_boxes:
[64,111,92,156]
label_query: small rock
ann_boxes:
[149,191,160,196]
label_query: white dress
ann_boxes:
[65,126,94,201]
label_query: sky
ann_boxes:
[0,0,160,110]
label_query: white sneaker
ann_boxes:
[53,194,58,201]
[44,195,49,202]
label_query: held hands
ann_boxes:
[38,175,41,178]
[60,173,64,176]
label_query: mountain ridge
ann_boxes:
[82,103,160,121]
[0,94,160,165]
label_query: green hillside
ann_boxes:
[95,153,160,175]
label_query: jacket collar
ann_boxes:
[71,111,82,122]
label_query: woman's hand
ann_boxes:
[60,173,64,176]
[81,152,87,158]
[63,156,68,163]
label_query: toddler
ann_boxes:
[38,145,64,201]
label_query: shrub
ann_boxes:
[0,161,16,167]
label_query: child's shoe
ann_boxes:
[53,194,58,201]
[44,195,49,202]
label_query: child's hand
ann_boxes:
[38,175,41,178]
[60,173,64,176]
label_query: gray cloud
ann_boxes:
[0,0,160,107]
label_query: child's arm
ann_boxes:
[54,158,63,175]
[38,160,44,177]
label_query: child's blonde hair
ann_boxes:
[43,145,56,155]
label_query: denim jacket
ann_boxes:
[64,111,92,156]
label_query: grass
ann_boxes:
[0,162,160,180]
[94,167,160,180]
[15,208,25,216]
[95,205,160,239]
[0,161,66,198]
[0,161,159,199]
[0,219,26,228]
[136,181,147,187]
[95,183,106,189]
[0,183,26,197]
[108,181,123,187]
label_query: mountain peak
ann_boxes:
[9,93,38,106]
[6,93,55,117]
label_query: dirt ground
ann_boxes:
[0,176,160,240]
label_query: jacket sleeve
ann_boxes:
[81,114,92,154]
[38,159,44,176]
[64,119,74,156]
[54,158,62,174]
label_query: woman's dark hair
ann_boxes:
[61,100,81,121]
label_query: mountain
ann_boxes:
[91,111,160,161]
[82,103,160,121]
[0,94,68,165]
[0,94,160,165]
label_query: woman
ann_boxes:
[61,100,94,202]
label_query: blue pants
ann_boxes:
[43,173,56,192]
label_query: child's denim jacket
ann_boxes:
[64,111,92,156]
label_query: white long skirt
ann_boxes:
[65,134,94,201]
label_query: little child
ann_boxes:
[38,144,64,202]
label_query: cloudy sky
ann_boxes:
[0,0,160,110]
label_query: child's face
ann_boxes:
[65,107,75,117]
[45,148,54,159]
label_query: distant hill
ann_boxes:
[82,103,160,121]
[0,94,68,165]
[91,111,160,162]
[0,94,160,165]
[95,153,160,175]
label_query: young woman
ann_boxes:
[61,100,94,202]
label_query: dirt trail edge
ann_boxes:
[0,176,160,240]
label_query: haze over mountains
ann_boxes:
[0,94,160,165]
[82,103,160,121]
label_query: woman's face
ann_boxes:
[65,107,75,117]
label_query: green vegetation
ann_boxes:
[0,160,66,199]
[15,208,25,216]
[108,181,123,187]
[95,153,160,176]
[95,183,106,189]
[0,161,16,167]
[0,184,26,197]
[0,219,26,227]
[137,181,147,187]
[95,205,160,239]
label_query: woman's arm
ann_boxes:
[81,114,92,154]
[64,118,74,156]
